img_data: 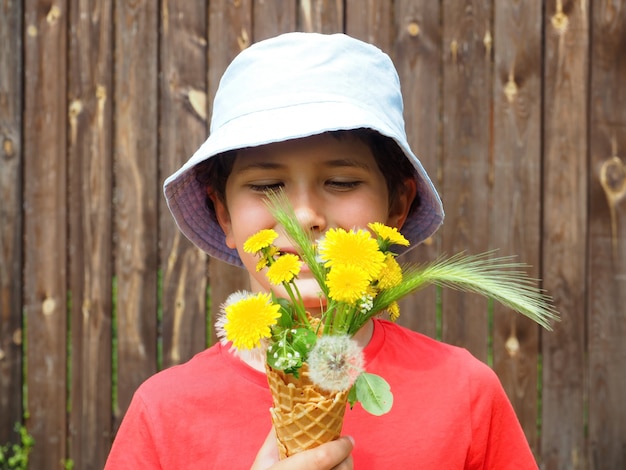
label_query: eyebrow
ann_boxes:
[236,158,371,173]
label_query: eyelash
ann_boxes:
[248,180,362,193]
[248,183,284,192]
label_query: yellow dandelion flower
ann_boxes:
[377,255,403,289]
[224,292,281,350]
[255,246,279,272]
[326,264,371,304]
[319,228,385,279]
[368,222,410,246]
[387,301,401,321]
[255,258,268,272]
[243,229,278,254]
[267,254,302,285]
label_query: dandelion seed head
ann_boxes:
[308,335,364,392]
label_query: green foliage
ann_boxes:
[350,372,393,416]
[0,424,34,470]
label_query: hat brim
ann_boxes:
[164,99,443,267]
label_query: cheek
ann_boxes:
[229,201,275,240]
[331,194,390,227]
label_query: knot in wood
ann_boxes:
[504,77,518,103]
[42,297,57,315]
[600,156,626,201]
[46,5,62,24]
[407,22,420,37]
[69,99,83,118]
[483,31,493,55]
[551,11,569,35]
[3,138,15,159]
[505,335,520,357]
[13,328,22,345]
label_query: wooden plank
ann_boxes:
[67,1,114,467]
[346,0,442,337]
[159,1,209,369]
[253,0,297,41]
[440,0,492,361]
[22,0,68,466]
[490,0,542,453]
[345,0,392,49]
[541,0,589,467]
[298,0,343,33]
[113,0,159,430]
[389,0,442,338]
[207,0,253,345]
[0,0,24,446]
[588,1,626,468]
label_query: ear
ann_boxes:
[387,178,417,229]
[209,190,236,249]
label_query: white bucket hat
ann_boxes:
[164,32,444,267]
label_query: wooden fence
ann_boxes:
[0,0,624,469]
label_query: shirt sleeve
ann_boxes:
[465,358,539,470]
[104,391,163,469]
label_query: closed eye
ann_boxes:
[248,182,284,193]
[326,180,362,190]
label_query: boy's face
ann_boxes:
[212,133,412,311]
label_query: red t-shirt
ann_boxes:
[105,319,538,469]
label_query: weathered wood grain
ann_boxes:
[4,2,626,467]
[206,0,253,345]
[253,0,297,41]
[588,1,626,468]
[541,0,589,468]
[113,0,159,431]
[440,0,492,361]
[491,0,543,453]
[67,1,114,467]
[390,0,442,338]
[0,0,24,447]
[298,0,343,33]
[159,1,209,371]
[22,0,68,466]
[345,0,392,49]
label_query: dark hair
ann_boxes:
[194,129,420,216]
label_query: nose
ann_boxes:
[289,188,326,233]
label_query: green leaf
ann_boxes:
[354,372,393,416]
[275,297,294,328]
[347,384,358,409]
[290,328,317,359]
[266,333,302,372]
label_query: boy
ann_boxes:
[106,32,538,469]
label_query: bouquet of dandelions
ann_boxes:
[216,192,558,458]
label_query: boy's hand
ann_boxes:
[251,427,354,470]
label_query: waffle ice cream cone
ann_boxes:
[266,363,349,459]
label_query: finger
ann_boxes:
[274,436,354,470]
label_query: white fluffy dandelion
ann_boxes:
[307,335,364,392]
